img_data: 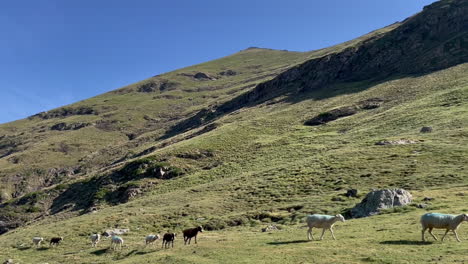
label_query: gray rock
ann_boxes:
[350,188,412,218]
[3,259,13,264]
[417,203,428,209]
[422,197,434,201]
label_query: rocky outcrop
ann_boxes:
[137,79,178,93]
[349,188,412,218]
[50,122,91,131]
[167,0,468,135]
[305,106,358,126]
[32,106,98,119]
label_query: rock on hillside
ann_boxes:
[349,189,413,218]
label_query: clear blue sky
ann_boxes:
[0,0,436,124]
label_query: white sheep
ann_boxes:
[90,233,101,247]
[421,213,468,242]
[110,235,124,250]
[306,214,345,240]
[32,237,44,247]
[145,234,160,246]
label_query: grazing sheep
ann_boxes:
[110,235,124,250]
[145,234,160,246]
[421,213,468,242]
[90,233,101,247]
[32,237,44,247]
[162,233,176,248]
[306,214,345,241]
[49,237,63,247]
[183,226,203,245]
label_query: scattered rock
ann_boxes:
[32,106,98,119]
[420,126,433,133]
[137,80,178,93]
[50,122,91,131]
[416,203,428,209]
[219,70,237,76]
[261,225,278,232]
[422,197,434,201]
[102,228,130,237]
[304,106,358,126]
[375,139,420,145]
[357,98,384,109]
[349,188,413,218]
[345,189,359,198]
[3,259,13,264]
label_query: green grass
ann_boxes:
[1,188,468,264]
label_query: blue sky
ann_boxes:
[0,0,436,124]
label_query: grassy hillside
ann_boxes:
[1,0,468,263]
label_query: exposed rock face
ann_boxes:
[350,188,412,218]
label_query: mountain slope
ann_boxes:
[1,0,468,263]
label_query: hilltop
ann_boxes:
[1,0,468,263]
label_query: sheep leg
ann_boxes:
[195,235,197,244]
[441,229,450,242]
[453,230,461,242]
[329,228,336,240]
[319,228,326,240]
[421,228,427,242]
[428,228,438,241]
[307,227,314,241]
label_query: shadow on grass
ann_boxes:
[91,248,109,255]
[380,240,433,245]
[267,240,310,245]
[36,247,50,251]
[16,246,31,251]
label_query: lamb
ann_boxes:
[306,214,345,241]
[90,233,101,247]
[110,235,124,250]
[421,213,468,242]
[32,237,44,247]
[145,234,160,246]
[49,237,63,247]
[183,226,203,245]
[162,232,176,248]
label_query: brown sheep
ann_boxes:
[49,237,63,247]
[183,226,203,245]
[162,233,176,248]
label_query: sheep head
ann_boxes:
[336,214,345,222]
